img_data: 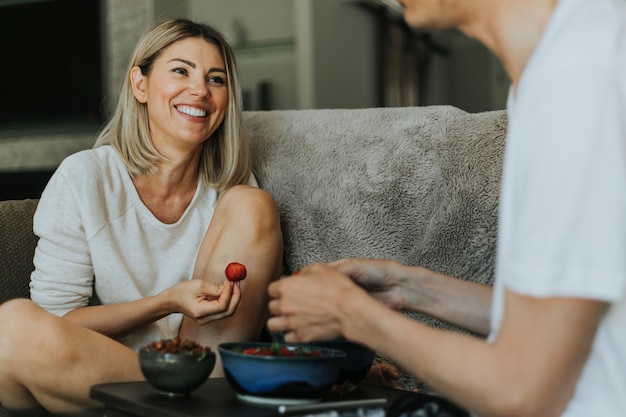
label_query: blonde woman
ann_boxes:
[0,18,282,414]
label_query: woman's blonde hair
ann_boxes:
[94,18,251,191]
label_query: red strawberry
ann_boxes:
[225,262,247,282]
[243,347,272,356]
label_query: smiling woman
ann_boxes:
[127,36,230,165]
[0,18,283,415]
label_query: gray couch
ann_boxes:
[0,105,507,397]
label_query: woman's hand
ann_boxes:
[63,279,242,339]
[167,279,241,325]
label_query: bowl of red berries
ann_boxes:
[139,337,216,397]
[218,341,347,405]
[308,339,376,393]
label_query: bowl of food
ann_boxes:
[139,337,216,397]
[218,342,347,405]
[308,339,376,393]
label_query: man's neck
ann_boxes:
[459,0,558,87]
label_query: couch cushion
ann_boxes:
[245,106,507,326]
[0,199,39,304]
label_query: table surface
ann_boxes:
[91,378,469,417]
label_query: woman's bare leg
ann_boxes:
[0,299,143,413]
[179,185,283,374]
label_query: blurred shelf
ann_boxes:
[233,38,295,57]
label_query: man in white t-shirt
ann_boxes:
[266,1,626,416]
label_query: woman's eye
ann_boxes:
[208,75,225,85]
[172,67,188,75]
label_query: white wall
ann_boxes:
[295,0,378,109]
[188,0,293,43]
[187,0,378,110]
[161,0,506,112]
[188,0,297,110]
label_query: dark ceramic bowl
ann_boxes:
[139,348,216,397]
[218,342,347,405]
[309,339,376,392]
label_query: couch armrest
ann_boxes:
[0,199,39,304]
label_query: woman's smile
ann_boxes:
[131,37,229,148]
[175,105,208,118]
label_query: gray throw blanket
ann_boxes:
[244,105,508,390]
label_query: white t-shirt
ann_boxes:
[489,0,626,416]
[30,145,256,350]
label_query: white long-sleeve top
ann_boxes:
[29,145,245,350]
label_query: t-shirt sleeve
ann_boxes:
[498,61,626,302]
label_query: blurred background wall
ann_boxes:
[0,0,509,199]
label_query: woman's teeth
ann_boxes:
[176,105,206,117]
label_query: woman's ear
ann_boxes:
[130,66,148,103]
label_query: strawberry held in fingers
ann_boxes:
[225,262,247,282]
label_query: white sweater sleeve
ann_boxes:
[30,167,94,316]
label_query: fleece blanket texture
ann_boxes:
[244,105,508,390]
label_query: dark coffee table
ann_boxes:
[90,378,469,417]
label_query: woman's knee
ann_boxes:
[0,300,44,359]
[0,298,44,330]
[0,299,68,358]
[217,185,280,230]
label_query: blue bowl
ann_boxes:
[218,342,347,405]
[309,339,376,392]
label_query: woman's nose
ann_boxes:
[188,77,209,97]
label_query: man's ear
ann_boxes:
[130,66,147,103]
